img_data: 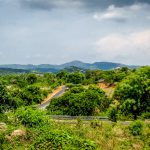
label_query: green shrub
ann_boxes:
[15,107,48,127]
[0,114,8,123]
[47,85,109,116]
[0,133,5,145]
[90,120,102,128]
[26,74,37,84]
[129,120,144,136]
[30,130,96,150]
[76,117,83,129]
[107,106,118,122]
[141,112,150,119]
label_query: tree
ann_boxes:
[85,70,103,84]
[120,99,137,119]
[20,85,44,105]
[67,71,85,84]
[26,74,37,84]
[113,72,150,119]
[44,73,56,85]
[56,71,68,79]
[47,85,110,116]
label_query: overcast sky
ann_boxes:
[0,0,150,65]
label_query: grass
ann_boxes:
[1,112,150,150]
[54,120,150,150]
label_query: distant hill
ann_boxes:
[0,61,139,73]
[63,66,87,73]
[60,61,91,69]
[0,68,30,75]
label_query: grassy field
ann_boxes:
[54,119,150,150]
[1,110,150,150]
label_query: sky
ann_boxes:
[0,0,150,65]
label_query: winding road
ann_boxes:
[38,86,66,109]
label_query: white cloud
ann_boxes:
[93,3,150,22]
[93,5,126,21]
[96,30,150,65]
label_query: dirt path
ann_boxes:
[38,86,66,109]
[97,83,115,98]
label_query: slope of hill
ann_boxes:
[0,68,30,75]
[60,60,91,69]
[0,61,138,73]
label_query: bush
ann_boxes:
[47,85,109,116]
[15,107,48,127]
[0,114,8,123]
[90,120,102,128]
[26,74,37,84]
[67,71,85,84]
[107,106,118,122]
[0,133,5,145]
[129,120,144,136]
[20,85,44,105]
[141,112,150,119]
[30,130,96,150]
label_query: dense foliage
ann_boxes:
[15,107,48,127]
[0,73,61,112]
[47,85,110,116]
[0,82,17,113]
[129,120,144,136]
[113,66,150,119]
[31,130,96,150]
[0,66,149,120]
[0,66,150,149]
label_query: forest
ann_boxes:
[0,66,150,149]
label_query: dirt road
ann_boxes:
[38,86,66,109]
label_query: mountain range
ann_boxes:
[0,61,138,73]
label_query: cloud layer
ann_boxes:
[0,0,150,65]
[18,0,150,11]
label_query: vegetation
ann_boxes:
[0,68,30,75]
[0,109,150,149]
[114,67,150,120]
[47,85,110,116]
[0,73,62,112]
[0,66,150,149]
[0,66,149,119]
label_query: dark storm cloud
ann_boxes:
[80,0,150,11]
[18,0,150,11]
[19,0,83,11]
[20,0,55,10]
[82,0,150,7]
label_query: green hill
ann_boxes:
[0,61,139,73]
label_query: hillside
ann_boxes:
[0,61,138,73]
[0,68,30,75]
